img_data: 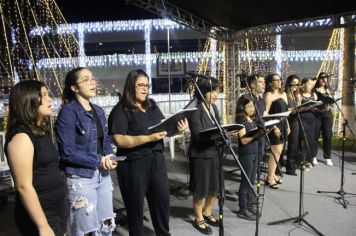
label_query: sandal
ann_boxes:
[193,219,213,235]
[274,176,283,184]
[265,179,280,189]
[203,214,219,227]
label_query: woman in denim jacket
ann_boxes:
[55,67,117,236]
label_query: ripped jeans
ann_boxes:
[67,169,116,236]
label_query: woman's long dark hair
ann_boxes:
[315,72,328,89]
[62,67,87,104]
[235,94,254,123]
[265,73,283,94]
[301,77,314,94]
[194,76,219,103]
[285,74,301,99]
[121,69,153,111]
[7,80,48,135]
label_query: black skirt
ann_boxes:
[189,157,219,198]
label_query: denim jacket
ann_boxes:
[54,100,114,178]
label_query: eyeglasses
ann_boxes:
[77,76,97,85]
[290,83,301,87]
[136,83,151,89]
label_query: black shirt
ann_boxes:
[236,117,259,155]
[188,103,219,159]
[92,107,104,155]
[108,100,165,160]
[255,95,266,118]
[5,123,63,194]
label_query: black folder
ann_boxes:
[148,107,197,137]
[243,119,280,138]
[295,100,323,111]
[262,111,291,120]
[199,124,245,137]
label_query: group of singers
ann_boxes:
[4,67,334,236]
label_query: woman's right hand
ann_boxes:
[39,224,55,236]
[273,127,281,137]
[100,154,118,170]
[150,131,167,142]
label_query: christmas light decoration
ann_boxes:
[30,19,184,36]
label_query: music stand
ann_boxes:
[315,77,356,208]
[189,73,257,236]
[267,92,324,236]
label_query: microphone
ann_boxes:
[186,71,217,81]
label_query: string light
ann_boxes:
[35,52,224,69]
[239,50,341,62]
[30,19,184,36]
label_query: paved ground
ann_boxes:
[1,147,356,236]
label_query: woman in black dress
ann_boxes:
[265,73,290,188]
[5,80,67,236]
[188,76,220,235]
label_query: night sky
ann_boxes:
[56,0,157,23]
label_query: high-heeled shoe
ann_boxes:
[265,178,280,189]
[274,176,283,184]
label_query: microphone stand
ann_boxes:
[242,76,284,236]
[316,78,356,208]
[189,75,257,236]
[268,90,324,236]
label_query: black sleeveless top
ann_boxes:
[268,98,289,143]
[5,123,63,194]
[301,93,317,112]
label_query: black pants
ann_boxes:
[14,185,67,236]
[117,153,170,236]
[300,111,316,161]
[287,118,299,172]
[238,153,258,210]
[314,110,333,159]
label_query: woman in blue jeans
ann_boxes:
[55,67,117,236]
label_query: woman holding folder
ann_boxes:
[108,69,187,236]
[188,76,220,235]
[299,77,318,170]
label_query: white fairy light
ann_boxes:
[30,19,184,36]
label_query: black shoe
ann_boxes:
[286,170,297,176]
[236,209,256,221]
[203,215,219,227]
[247,206,257,215]
[251,196,263,207]
[248,206,262,217]
[193,219,213,235]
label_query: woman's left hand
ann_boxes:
[177,118,188,133]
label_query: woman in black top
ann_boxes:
[108,69,187,236]
[299,77,318,169]
[265,74,290,188]
[285,75,302,176]
[5,80,67,236]
[235,94,263,221]
[313,72,334,166]
[188,77,220,235]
